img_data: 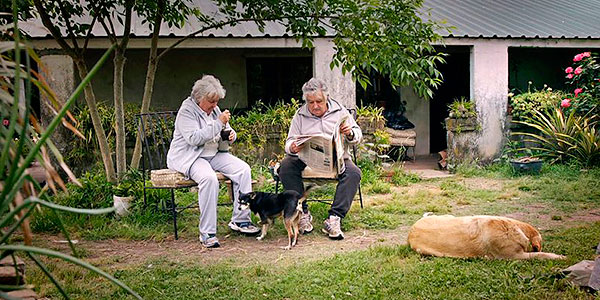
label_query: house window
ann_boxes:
[246,57,312,107]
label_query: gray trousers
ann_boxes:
[278,155,361,218]
[189,152,252,236]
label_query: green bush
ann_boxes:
[67,102,143,172]
[513,107,600,167]
[509,84,567,122]
[230,99,300,162]
[448,97,477,118]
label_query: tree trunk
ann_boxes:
[74,59,117,183]
[113,50,127,176]
[130,10,162,170]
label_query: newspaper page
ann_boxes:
[332,115,348,175]
[297,134,334,173]
[296,115,349,176]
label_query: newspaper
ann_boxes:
[296,115,348,176]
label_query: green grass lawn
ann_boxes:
[25,163,600,299]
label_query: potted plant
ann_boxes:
[445,97,478,133]
[113,178,135,217]
[356,105,386,134]
[510,156,543,174]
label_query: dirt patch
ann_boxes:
[461,178,505,191]
[37,228,409,269]
[504,208,600,230]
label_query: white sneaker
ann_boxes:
[299,211,314,234]
[228,221,261,235]
[199,234,220,248]
[322,215,344,240]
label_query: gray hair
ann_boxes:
[191,75,226,102]
[302,78,328,101]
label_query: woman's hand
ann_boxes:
[229,130,235,142]
[219,109,231,124]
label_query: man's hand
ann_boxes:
[340,123,353,138]
[290,141,305,154]
[219,109,231,124]
[228,130,235,142]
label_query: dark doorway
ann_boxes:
[356,72,401,110]
[429,46,470,153]
[509,47,600,93]
[246,57,312,106]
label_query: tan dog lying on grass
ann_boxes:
[407,214,566,260]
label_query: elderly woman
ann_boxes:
[167,75,259,248]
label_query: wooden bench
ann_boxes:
[137,111,251,239]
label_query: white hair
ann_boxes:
[191,75,226,102]
[302,78,328,101]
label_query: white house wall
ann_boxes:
[32,37,354,110]
[313,39,356,108]
[402,37,600,159]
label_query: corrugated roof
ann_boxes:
[423,0,600,39]
[21,0,600,39]
[21,0,292,38]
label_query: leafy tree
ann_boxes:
[130,0,447,168]
[31,0,447,184]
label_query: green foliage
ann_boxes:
[67,102,142,172]
[1,25,140,299]
[513,108,600,167]
[390,169,421,186]
[509,84,566,122]
[356,105,386,125]
[447,97,477,118]
[229,99,300,162]
[219,0,447,99]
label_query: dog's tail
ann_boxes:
[422,212,434,218]
[296,184,316,210]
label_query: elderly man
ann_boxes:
[167,75,259,248]
[279,78,362,240]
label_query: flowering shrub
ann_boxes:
[509,82,566,121]
[563,51,600,115]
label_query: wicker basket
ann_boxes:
[150,169,230,188]
[150,169,197,187]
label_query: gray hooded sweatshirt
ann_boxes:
[167,97,235,177]
[285,98,362,159]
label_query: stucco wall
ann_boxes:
[471,41,509,161]
[84,49,247,110]
[313,39,356,108]
[400,87,430,155]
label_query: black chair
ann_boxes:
[137,111,232,239]
[271,108,364,208]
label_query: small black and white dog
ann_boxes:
[238,186,314,250]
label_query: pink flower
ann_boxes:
[2,119,8,126]
[583,52,591,58]
[565,67,573,73]
[561,99,571,108]
[567,73,574,79]
[574,66,583,75]
[574,88,583,97]
[574,54,584,62]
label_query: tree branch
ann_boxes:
[118,0,134,50]
[31,0,77,57]
[57,0,81,53]
[157,14,336,60]
[82,13,98,54]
